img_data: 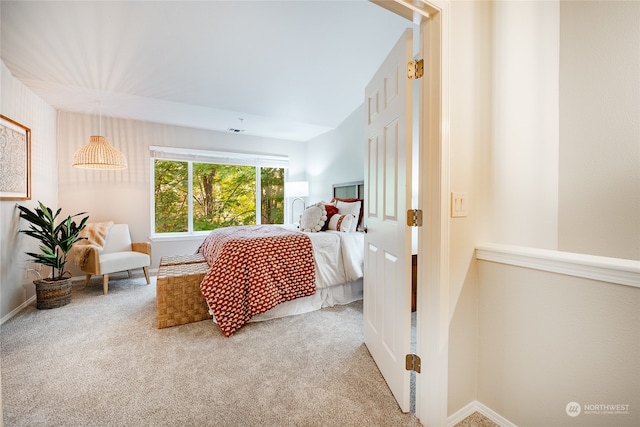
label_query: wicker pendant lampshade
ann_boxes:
[72,135,127,170]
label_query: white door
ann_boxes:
[363,28,414,412]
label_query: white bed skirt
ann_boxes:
[248,278,363,323]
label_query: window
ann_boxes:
[333,181,364,199]
[151,147,287,235]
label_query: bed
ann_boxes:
[196,182,365,336]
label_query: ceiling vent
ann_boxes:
[228,118,245,133]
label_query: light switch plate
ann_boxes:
[451,192,468,218]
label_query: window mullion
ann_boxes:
[188,161,194,233]
[255,167,261,225]
[150,158,156,234]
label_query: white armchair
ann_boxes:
[78,224,151,295]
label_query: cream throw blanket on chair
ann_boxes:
[73,221,114,268]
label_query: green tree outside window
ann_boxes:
[154,160,188,233]
[154,160,284,233]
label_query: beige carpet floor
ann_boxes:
[2,273,498,427]
[2,273,424,427]
[454,412,500,427]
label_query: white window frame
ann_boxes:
[150,146,288,239]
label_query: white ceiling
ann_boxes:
[1,1,411,141]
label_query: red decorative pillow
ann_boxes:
[326,204,339,220]
[321,204,340,231]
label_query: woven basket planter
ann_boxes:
[34,278,72,309]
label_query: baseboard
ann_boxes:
[448,400,517,427]
[447,401,477,426]
[0,294,36,325]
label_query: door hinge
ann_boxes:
[407,209,423,227]
[406,354,422,373]
[407,59,424,80]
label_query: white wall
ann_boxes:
[477,259,639,426]
[558,0,640,260]
[447,0,560,414]
[56,112,307,274]
[448,0,560,410]
[0,61,58,320]
[305,104,366,203]
[446,0,493,413]
[447,0,639,418]
[489,0,560,249]
[447,0,640,422]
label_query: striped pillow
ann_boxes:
[327,214,354,233]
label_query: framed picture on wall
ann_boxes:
[0,115,31,200]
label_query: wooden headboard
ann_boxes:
[332,181,364,199]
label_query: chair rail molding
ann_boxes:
[476,243,640,288]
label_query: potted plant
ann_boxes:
[17,202,89,309]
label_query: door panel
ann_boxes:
[363,28,413,412]
[384,119,399,220]
[367,136,379,218]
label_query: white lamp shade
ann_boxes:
[285,181,309,198]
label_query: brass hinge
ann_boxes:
[406,354,422,373]
[407,59,424,80]
[407,209,423,227]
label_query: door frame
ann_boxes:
[417,2,451,426]
[371,1,451,425]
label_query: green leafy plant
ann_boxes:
[17,202,89,280]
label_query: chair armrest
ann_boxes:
[80,247,101,275]
[132,242,152,257]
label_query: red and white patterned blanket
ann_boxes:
[197,225,316,337]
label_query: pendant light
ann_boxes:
[72,103,127,170]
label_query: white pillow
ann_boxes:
[299,204,327,232]
[336,200,361,232]
[327,214,354,233]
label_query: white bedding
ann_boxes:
[307,230,364,289]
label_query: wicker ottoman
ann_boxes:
[156,261,212,329]
[159,253,205,266]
